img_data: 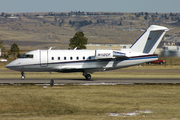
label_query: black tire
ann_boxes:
[159,62,163,65]
[85,74,91,80]
[147,62,151,65]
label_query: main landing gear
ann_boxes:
[83,72,91,80]
[85,74,91,80]
[21,71,25,80]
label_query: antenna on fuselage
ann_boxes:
[48,47,52,50]
[74,47,77,50]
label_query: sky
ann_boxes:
[0,0,180,13]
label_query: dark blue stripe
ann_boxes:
[128,56,158,60]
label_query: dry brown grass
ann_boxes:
[0,85,180,120]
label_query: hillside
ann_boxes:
[0,12,180,50]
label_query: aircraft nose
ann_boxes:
[6,61,22,71]
[6,64,9,68]
[6,62,13,69]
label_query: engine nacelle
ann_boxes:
[95,50,127,60]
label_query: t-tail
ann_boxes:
[130,25,169,54]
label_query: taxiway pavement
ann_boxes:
[0,78,180,85]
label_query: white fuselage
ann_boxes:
[6,49,158,73]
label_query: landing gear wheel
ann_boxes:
[21,71,25,80]
[50,79,54,87]
[85,74,91,80]
[21,76,25,80]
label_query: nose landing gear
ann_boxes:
[21,71,25,80]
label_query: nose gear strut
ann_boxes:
[21,71,25,80]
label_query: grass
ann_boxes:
[0,85,180,120]
[1,63,180,119]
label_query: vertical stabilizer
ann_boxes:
[130,25,169,54]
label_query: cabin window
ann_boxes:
[89,57,91,60]
[77,57,79,60]
[20,54,33,58]
[83,56,85,60]
[52,57,54,60]
[58,57,60,60]
[28,55,33,58]
[70,57,73,60]
[64,57,66,60]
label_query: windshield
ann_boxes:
[20,54,33,58]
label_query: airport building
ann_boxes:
[157,46,180,57]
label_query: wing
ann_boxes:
[53,50,129,72]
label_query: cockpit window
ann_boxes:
[20,54,33,58]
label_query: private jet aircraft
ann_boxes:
[6,25,169,82]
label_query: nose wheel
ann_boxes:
[21,75,25,80]
[21,71,25,80]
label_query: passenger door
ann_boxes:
[40,50,48,66]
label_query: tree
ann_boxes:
[1,12,4,17]
[0,40,3,49]
[59,22,61,26]
[135,13,140,17]
[97,20,100,23]
[145,12,149,16]
[9,43,20,58]
[170,12,173,16]
[144,15,148,20]
[69,31,88,49]
[178,19,180,22]
[118,22,122,26]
